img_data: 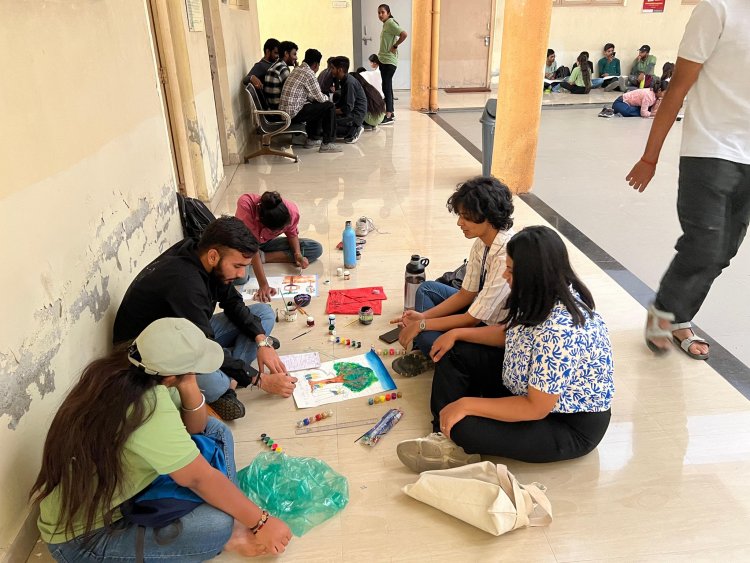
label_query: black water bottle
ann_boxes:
[404,254,430,311]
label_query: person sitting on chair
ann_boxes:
[263,40,298,110]
[243,37,280,91]
[279,48,342,153]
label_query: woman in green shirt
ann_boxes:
[32,318,292,561]
[561,53,592,95]
[377,4,408,124]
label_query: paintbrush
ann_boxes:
[279,287,292,312]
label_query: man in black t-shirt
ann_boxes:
[114,216,296,420]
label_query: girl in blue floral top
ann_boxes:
[397,226,614,471]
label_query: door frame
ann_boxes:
[146,0,191,196]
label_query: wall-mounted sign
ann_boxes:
[642,0,665,13]
[186,0,205,32]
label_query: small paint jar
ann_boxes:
[307,316,314,327]
[343,270,351,280]
[336,267,343,277]
[284,310,297,322]
[328,314,336,327]
[359,306,374,325]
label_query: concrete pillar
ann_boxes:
[490,0,552,193]
[429,0,441,112]
[410,0,432,111]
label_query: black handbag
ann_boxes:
[436,259,467,290]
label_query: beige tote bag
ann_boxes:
[402,461,552,536]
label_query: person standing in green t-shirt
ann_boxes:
[32,318,293,560]
[377,3,408,124]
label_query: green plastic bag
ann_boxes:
[237,452,349,536]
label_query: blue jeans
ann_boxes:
[591,78,604,88]
[412,281,459,357]
[48,418,237,562]
[197,304,275,402]
[233,237,324,287]
[259,237,323,263]
[612,96,641,117]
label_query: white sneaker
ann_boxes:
[346,126,364,144]
[319,143,342,153]
[301,138,322,149]
[355,216,373,237]
[397,432,480,473]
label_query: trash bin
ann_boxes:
[480,99,497,177]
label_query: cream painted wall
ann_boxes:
[218,1,262,156]
[257,0,353,63]
[0,2,182,558]
[490,1,695,83]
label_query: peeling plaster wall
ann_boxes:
[0,2,182,555]
[219,1,262,157]
[182,2,225,199]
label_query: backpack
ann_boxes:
[176,193,216,240]
[436,259,468,290]
[120,433,227,528]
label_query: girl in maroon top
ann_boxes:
[235,191,323,301]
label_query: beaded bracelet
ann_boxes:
[181,393,205,412]
[250,510,270,534]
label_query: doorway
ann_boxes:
[438,0,494,89]
[356,0,412,90]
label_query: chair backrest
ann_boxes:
[245,85,288,133]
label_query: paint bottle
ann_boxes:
[404,254,430,311]
[343,220,357,269]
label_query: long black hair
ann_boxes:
[352,72,386,115]
[30,345,163,538]
[501,226,594,328]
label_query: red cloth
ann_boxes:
[325,287,387,315]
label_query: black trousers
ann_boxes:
[335,115,363,139]
[431,342,611,463]
[380,63,397,114]
[560,82,587,94]
[292,101,335,144]
[655,157,750,323]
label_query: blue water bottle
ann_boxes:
[343,220,357,269]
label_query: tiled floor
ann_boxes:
[28,92,750,561]
[438,105,750,376]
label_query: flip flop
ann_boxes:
[645,304,674,355]
[671,322,709,360]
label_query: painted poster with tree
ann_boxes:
[292,350,396,408]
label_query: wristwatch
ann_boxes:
[257,336,274,348]
[419,320,427,332]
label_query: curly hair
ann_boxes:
[446,176,514,231]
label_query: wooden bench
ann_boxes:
[243,85,307,163]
